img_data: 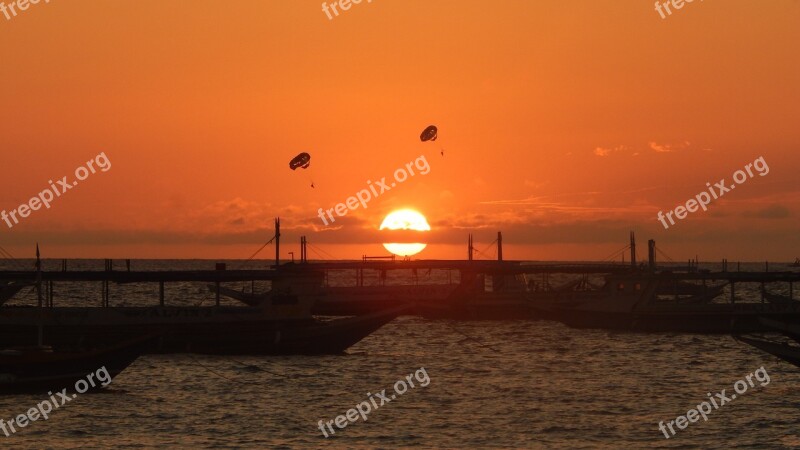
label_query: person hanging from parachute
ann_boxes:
[420,125,444,156]
[289,152,315,188]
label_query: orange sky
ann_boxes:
[1,0,798,261]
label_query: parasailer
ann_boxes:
[289,152,311,170]
[289,152,314,188]
[420,125,437,142]
[420,125,444,156]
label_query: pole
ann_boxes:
[275,218,281,267]
[497,232,503,261]
[35,244,43,346]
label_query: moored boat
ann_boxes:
[417,272,536,320]
[533,273,800,333]
[0,335,155,394]
[0,262,406,355]
[0,281,28,307]
[758,317,800,340]
[209,282,458,316]
[760,286,798,304]
[734,335,800,369]
[0,303,408,356]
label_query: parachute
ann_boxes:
[420,125,438,142]
[289,152,311,170]
[420,125,444,156]
[289,152,315,188]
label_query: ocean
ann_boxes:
[1,260,798,449]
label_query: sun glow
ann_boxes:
[379,209,430,257]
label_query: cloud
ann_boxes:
[742,204,791,219]
[524,180,548,189]
[648,141,691,153]
[594,141,702,156]
[593,145,629,157]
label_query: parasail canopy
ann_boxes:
[420,125,438,142]
[289,152,311,170]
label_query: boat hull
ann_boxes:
[0,336,153,394]
[545,304,800,333]
[211,283,459,316]
[0,306,405,355]
[735,335,800,368]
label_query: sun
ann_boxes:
[379,209,431,257]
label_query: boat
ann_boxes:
[209,282,458,315]
[0,281,28,307]
[760,286,798,304]
[0,335,155,394]
[207,284,267,307]
[417,272,539,320]
[790,258,800,268]
[655,280,727,299]
[533,273,800,333]
[758,317,800,340]
[0,302,408,356]
[653,284,726,305]
[0,264,406,355]
[315,284,457,316]
[734,335,800,369]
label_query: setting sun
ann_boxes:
[379,209,431,257]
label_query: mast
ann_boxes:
[36,243,43,346]
[648,239,656,269]
[275,217,281,267]
[630,231,636,268]
[497,232,503,261]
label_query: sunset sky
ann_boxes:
[1,0,798,261]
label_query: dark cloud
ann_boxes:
[742,204,791,219]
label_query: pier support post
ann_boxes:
[275,218,280,267]
[497,232,503,261]
[159,281,165,307]
[215,281,221,307]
